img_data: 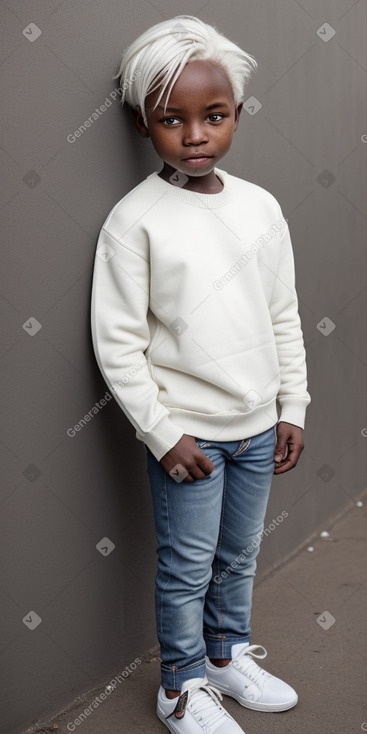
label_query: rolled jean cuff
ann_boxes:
[204,634,251,659]
[161,658,206,690]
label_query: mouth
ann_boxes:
[182,155,214,166]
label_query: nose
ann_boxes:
[182,120,208,146]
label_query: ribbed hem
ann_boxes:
[138,402,280,461]
[136,397,310,461]
[166,401,279,443]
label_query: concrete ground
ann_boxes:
[30,499,367,734]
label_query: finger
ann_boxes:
[274,443,288,463]
[192,448,215,476]
[189,463,213,480]
[183,474,194,483]
[273,446,302,474]
[200,456,215,475]
[273,458,296,474]
[184,455,215,481]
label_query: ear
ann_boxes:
[130,106,150,138]
[233,102,243,131]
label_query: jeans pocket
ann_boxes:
[194,438,212,449]
[231,438,251,457]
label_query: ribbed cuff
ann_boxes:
[277,397,310,429]
[136,415,184,462]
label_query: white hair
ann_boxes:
[113,16,257,126]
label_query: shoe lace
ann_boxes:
[188,680,227,728]
[233,644,269,689]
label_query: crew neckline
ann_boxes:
[146,168,232,209]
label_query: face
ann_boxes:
[133,59,242,191]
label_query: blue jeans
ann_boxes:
[145,425,277,690]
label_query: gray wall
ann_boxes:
[1,1,365,732]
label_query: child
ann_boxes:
[91,15,311,734]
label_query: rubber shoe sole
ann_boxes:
[213,682,298,712]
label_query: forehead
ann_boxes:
[146,59,234,110]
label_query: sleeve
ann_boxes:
[90,227,184,461]
[268,215,311,428]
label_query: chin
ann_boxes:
[182,164,217,176]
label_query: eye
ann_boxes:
[208,113,225,122]
[161,117,181,126]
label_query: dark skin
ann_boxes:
[132,60,304,696]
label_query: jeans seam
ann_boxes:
[161,658,206,689]
[158,470,173,641]
[161,658,205,673]
[215,466,227,631]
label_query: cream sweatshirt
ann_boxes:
[91,168,310,461]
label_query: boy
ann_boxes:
[91,15,310,734]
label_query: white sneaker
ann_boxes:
[156,676,246,733]
[206,643,298,712]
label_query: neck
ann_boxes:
[158,164,223,194]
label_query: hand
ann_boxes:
[160,434,215,483]
[273,421,304,475]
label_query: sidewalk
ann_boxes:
[31,498,367,734]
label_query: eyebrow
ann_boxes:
[156,102,230,112]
